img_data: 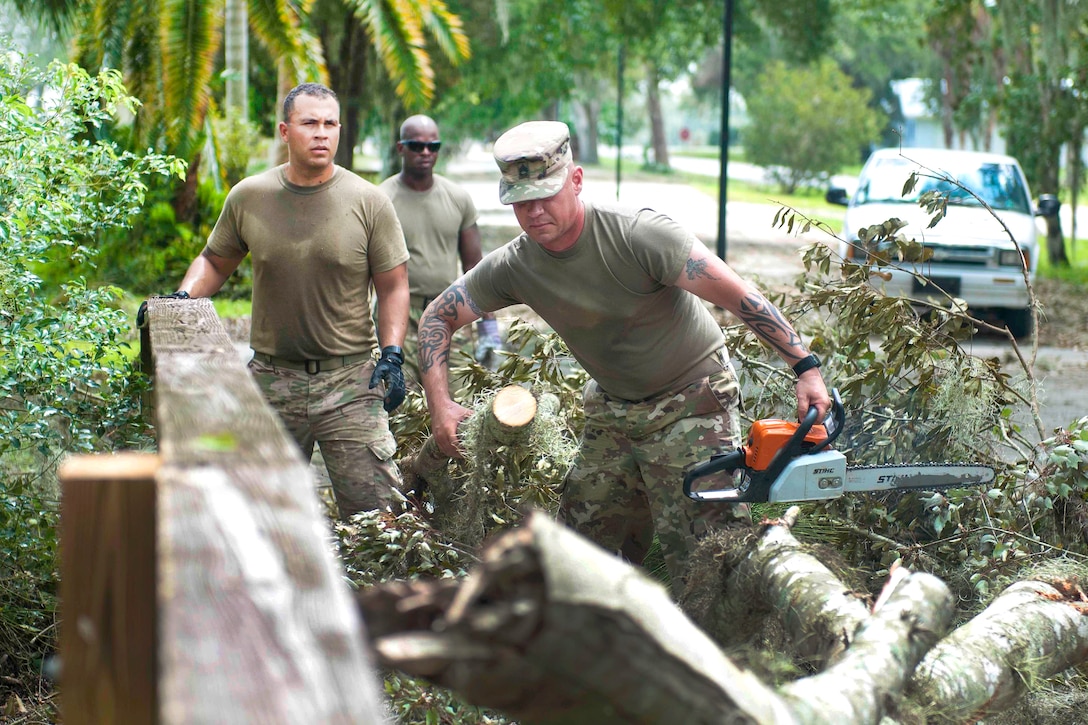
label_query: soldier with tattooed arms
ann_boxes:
[417,120,829,593]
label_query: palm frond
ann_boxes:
[123,1,165,149]
[416,0,470,65]
[247,0,309,71]
[71,0,131,70]
[361,0,432,108]
[7,0,81,34]
[161,0,221,158]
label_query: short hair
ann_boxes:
[283,83,338,121]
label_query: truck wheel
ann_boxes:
[1003,308,1033,338]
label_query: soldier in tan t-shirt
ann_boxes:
[417,120,830,594]
[380,115,502,384]
[171,83,411,520]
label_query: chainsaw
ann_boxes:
[683,389,995,504]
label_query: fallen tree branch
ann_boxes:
[360,511,794,723]
[909,578,1088,721]
[359,511,955,724]
[739,506,873,665]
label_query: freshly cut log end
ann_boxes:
[490,385,538,430]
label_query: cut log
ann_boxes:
[360,511,793,724]
[739,506,872,665]
[909,578,1088,721]
[400,386,561,497]
[359,510,960,725]
[484,385,538,442]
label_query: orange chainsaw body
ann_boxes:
[744,419,829,471]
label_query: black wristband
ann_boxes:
[380,345,404,364]
[792,353,821,377]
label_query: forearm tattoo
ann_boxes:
[684,256,718,281]
[418,281,482,374]
[737,291,805,361]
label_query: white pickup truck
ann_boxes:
[825,147,1060,338]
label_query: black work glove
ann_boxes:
[137,290,190,328]
[369,345,405,413]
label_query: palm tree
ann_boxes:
[311,0,471,171]
[12,0,321,219]
[12,0,470,203]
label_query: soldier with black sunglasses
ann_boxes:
[380,115,504,383]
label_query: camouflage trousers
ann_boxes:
[558,352,747,592]
[248,356,402,519]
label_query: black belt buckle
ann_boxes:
[305,359,320,375]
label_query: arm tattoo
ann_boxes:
[737,291,805,361]
[684,256,718,282]
[418,281,481,374]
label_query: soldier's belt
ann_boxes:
[252,351,370,374]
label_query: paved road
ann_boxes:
[445,144,824,247]
[442,144,1088,440]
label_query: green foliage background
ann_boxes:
[0,45,183,700]
[744,58,884,193]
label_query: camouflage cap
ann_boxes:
[493,121,572,204]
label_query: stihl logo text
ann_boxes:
[876,474,898,483]
[813,467,835,474]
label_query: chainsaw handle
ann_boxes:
[682,449,746,501]
[809,388,844,454]
[683,388,845,504]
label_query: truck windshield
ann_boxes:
[855,157,1032,214]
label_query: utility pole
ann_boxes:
[717,0,734,261]
[616,45,625,201]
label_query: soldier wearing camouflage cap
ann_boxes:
[418,120,829,595]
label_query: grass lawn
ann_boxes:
[1039,242,1088,283]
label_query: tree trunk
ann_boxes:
[327,15,368,172]
[172,150,201,223]
[1045,213,1069,267]
[909,579,1088,721]
[359,507,1088,724]
[645,61,669,169]
[268,63,294,168]
[400,386,551,497]
[571,94,600,165]
[224,0,248,122]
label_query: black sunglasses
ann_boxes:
[400,140,442,153]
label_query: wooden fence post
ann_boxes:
[59,452,161,725]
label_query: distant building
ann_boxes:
[889,78,1007,154]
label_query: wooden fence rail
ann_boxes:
[59,297,387,724]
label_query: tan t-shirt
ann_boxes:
[379,174,478,298]
[465,201,724,401]
[208,165,409,359]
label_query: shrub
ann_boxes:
[744,59,884,194]
[0,44,183,696]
